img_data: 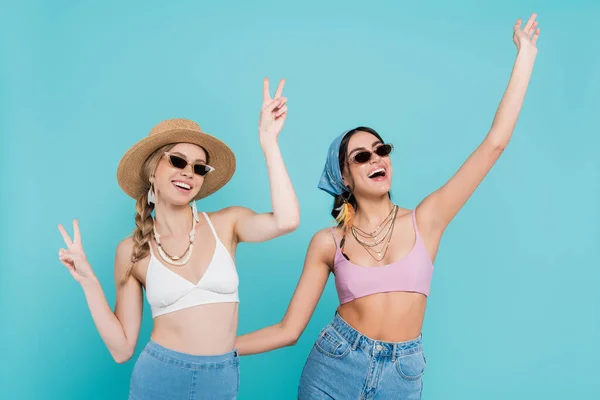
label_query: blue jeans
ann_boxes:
[298,313,426,399]
[129,339,239,400]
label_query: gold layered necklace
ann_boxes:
[350,205,398,262]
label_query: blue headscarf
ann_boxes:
[318,130,352,197]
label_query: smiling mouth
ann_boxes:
[172,181,192,191]
[368,168,386,179]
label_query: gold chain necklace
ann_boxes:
[359,219,397,261]
[351,205,398,261]
[351,205,397,246]
[352,204,397,237]
[352,216,395,247]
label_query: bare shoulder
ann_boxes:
[199,207,252,246]
[114,237,135,273]
[412,199,436,236]
[393,206,413,220]
[116,237,134,259]
[308,227,338,263]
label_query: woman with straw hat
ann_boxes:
[57,78,299,399]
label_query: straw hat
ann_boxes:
[117,118,236,201]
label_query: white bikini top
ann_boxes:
[145,212,239,318]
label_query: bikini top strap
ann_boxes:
[330,227,340,248]
[412,208,420,237]
[202,212,218,239]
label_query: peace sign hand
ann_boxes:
[258,78,288,146]
[58,219,95,283]
[513,13,541,53]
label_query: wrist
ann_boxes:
[260,137,279,152]
[516,46,537,60]
[80,273,99,290]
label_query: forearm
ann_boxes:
[261,140,300,232]
[236,322,298,356]
[80,276,133,363]
[488,49,537,148]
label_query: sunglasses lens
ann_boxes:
[376,144,393,157]
[169,155,187,169]
[353,151,372,164]
[194,164,212,176]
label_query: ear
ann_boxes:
[341,167,353,188]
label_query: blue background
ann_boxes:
[1,0,599,399]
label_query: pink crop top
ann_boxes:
[332,209,434,304]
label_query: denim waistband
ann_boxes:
[143,339,238,370]
[330,312,422,359]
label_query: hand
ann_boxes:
[58,219,95,283]
[513,13,540,54]
[258,78,288,146]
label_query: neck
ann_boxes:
[153,201,194,237]
[353,195,395,230]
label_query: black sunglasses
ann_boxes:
[349,144,394,164]
[164,152,215,176]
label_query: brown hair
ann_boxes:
[331,127,388,228]
[120,143,176,283]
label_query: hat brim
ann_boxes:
[117,128,236,201]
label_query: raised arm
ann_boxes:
[233,78,300,243]
[58,221,143,363]
[235,229,333,355]
[419,14,540,235]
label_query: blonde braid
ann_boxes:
[121,192,155,283]
[120,143,176,284]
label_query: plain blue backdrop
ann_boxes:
[1,0,599,399]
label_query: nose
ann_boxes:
[180,164,194,177]
[370,152,381,164]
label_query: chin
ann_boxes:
[372,187,391,197]
[355,184,391,199]
[164,191,197,206]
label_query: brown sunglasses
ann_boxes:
[164,152,215,176]
[349,144,394,164]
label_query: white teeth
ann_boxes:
[368,168,385,178]
[173,181,191,190]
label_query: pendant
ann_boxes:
[152,204,197,267]
[157,243,194,266]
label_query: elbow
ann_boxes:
[490,140,508,152]
[486,129,511,152]
[284,329,301,347]
[276,216,300,235]
[112,348,134,364]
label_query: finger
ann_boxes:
[531,28,540,45]
[523,13,537,33]
[58,249,71,260]
[58,250,74,267]
[59,258,74,270]
[514,19,522,31]
[529,21,538,38]
[58,253,73,265]
[265,97,288,113]
[274,79,286,98]
[58,224,73,247]
[73,219,81,244]
[263,78,270,102]
[275,105,288,118]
